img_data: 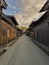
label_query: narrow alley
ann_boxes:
[0,35,49,65]
[0,0,49,65]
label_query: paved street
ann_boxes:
[0,35,49,65]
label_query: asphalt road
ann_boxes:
[0,35,49,65]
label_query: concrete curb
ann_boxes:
[0,38,18,56]
[33,40,49,56]
[6,38,18,47]
[0,40,18,65]
[28,36,49,56]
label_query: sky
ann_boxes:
[4,0,47,28]
[4,0,22,15]
[4,0,47,15]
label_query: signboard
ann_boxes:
[7,30,9,38]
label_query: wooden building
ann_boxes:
[0,0,7,8]
[0,0,18,47]
[29,0,49,49]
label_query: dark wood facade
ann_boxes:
[31,0,49,48]
[6,15,18,26]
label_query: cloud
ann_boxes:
[5,0,47,28]
[14,0,47,28]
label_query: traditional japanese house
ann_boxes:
[0,0,18,47]
[29,0,49,51]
